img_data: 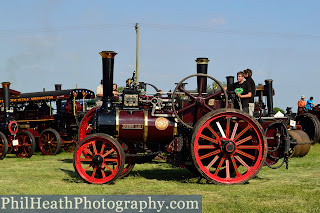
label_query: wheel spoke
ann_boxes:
[203,103,214,112]
[84,148,93,156]
[235,136,252,146]
[198,77,204,96]
[225,159,230,178]
[198,145,217,149]
[92,142,97,154]
[100,143,105,154]
[102,163,114,172]
[177,102,196,114]
[199,135,218,144]
[214,156,225,176]
[207,125,219,139]
[179,86,196,100]
[230,155,240,176]
[104,158,118,162]
[233,125,251,141]
[226,116,231,138]
[102,148,114,158]
[200,149,221,160]
[207,155,220,169]
[80,158,93,162]
[216,121,226,138]
[84,165,92,171]
[234,155,250,169]
[101,169,106,178]
[237,145,259,150]
[203,90,223,101]
[230,123,238,140]
[236,150,255,160]
[91,167,97,178]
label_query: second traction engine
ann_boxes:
[73,50,305,185]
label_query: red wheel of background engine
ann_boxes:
[78,107,98,141]
[191,108,267,184]
[73,133,125,184]
[119,142,136,178]
[0,131,8,160]
[39,128,62,155]
[15,130,36,158]
[8,121,19,135]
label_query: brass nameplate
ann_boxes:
[122,124,143,130]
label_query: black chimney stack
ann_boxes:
[99,51,117,110]
[1,82,11,120]
[265,79,274,116]
[196,58,209,94]
[226,76,234,92]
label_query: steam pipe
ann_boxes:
[265,79,274,116]
[196,58,209,94]
[55,84,62,126]
[99,51,117,110]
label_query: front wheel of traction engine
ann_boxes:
[191,108,267,184]
[0,131,8,160]
[15,130,36,158]
[73,133,125,184]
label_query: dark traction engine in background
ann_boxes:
[73,51,306,185]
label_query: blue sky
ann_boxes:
[1,0,320,111]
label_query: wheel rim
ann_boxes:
[78,107,98,141]
[172,74,228,129]
[192,110,266,184]
[119,142,135,178]
[15,131,34,158]
[39,130,60,155]
[74,135,124,184]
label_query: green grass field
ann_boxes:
[1,144,320,212]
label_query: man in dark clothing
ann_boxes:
[231,71,252,113]
[244,69,255,115]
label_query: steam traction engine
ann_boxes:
[0,82,36,159]
[73,51,305,184]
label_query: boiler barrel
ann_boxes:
[116,110,177,143]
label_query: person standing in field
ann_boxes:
[244,69,256,116]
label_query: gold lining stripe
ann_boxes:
[144,110,148,142]
[115,109,119,138]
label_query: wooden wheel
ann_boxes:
[15,130,36,158]
[39,128,62,155]
[73,133,125,184]
[0,131,8,160]
[191,108,267,184]
[172,74,228,129]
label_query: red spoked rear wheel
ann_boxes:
[39,128,62,155]
[0,131,8,160]
[73,133,125,184]
[191,108,267,184]
[15,130,36,158]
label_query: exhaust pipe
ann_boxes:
[196,58,209,94]
[99,51,117,110]
[1,82,11,120]
[265,79,274,116]
[226,76,234,91]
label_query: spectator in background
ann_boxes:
[306,96,315,111]
[244,69,256,116]
[298,95,306,114]
[96,80,103,106]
